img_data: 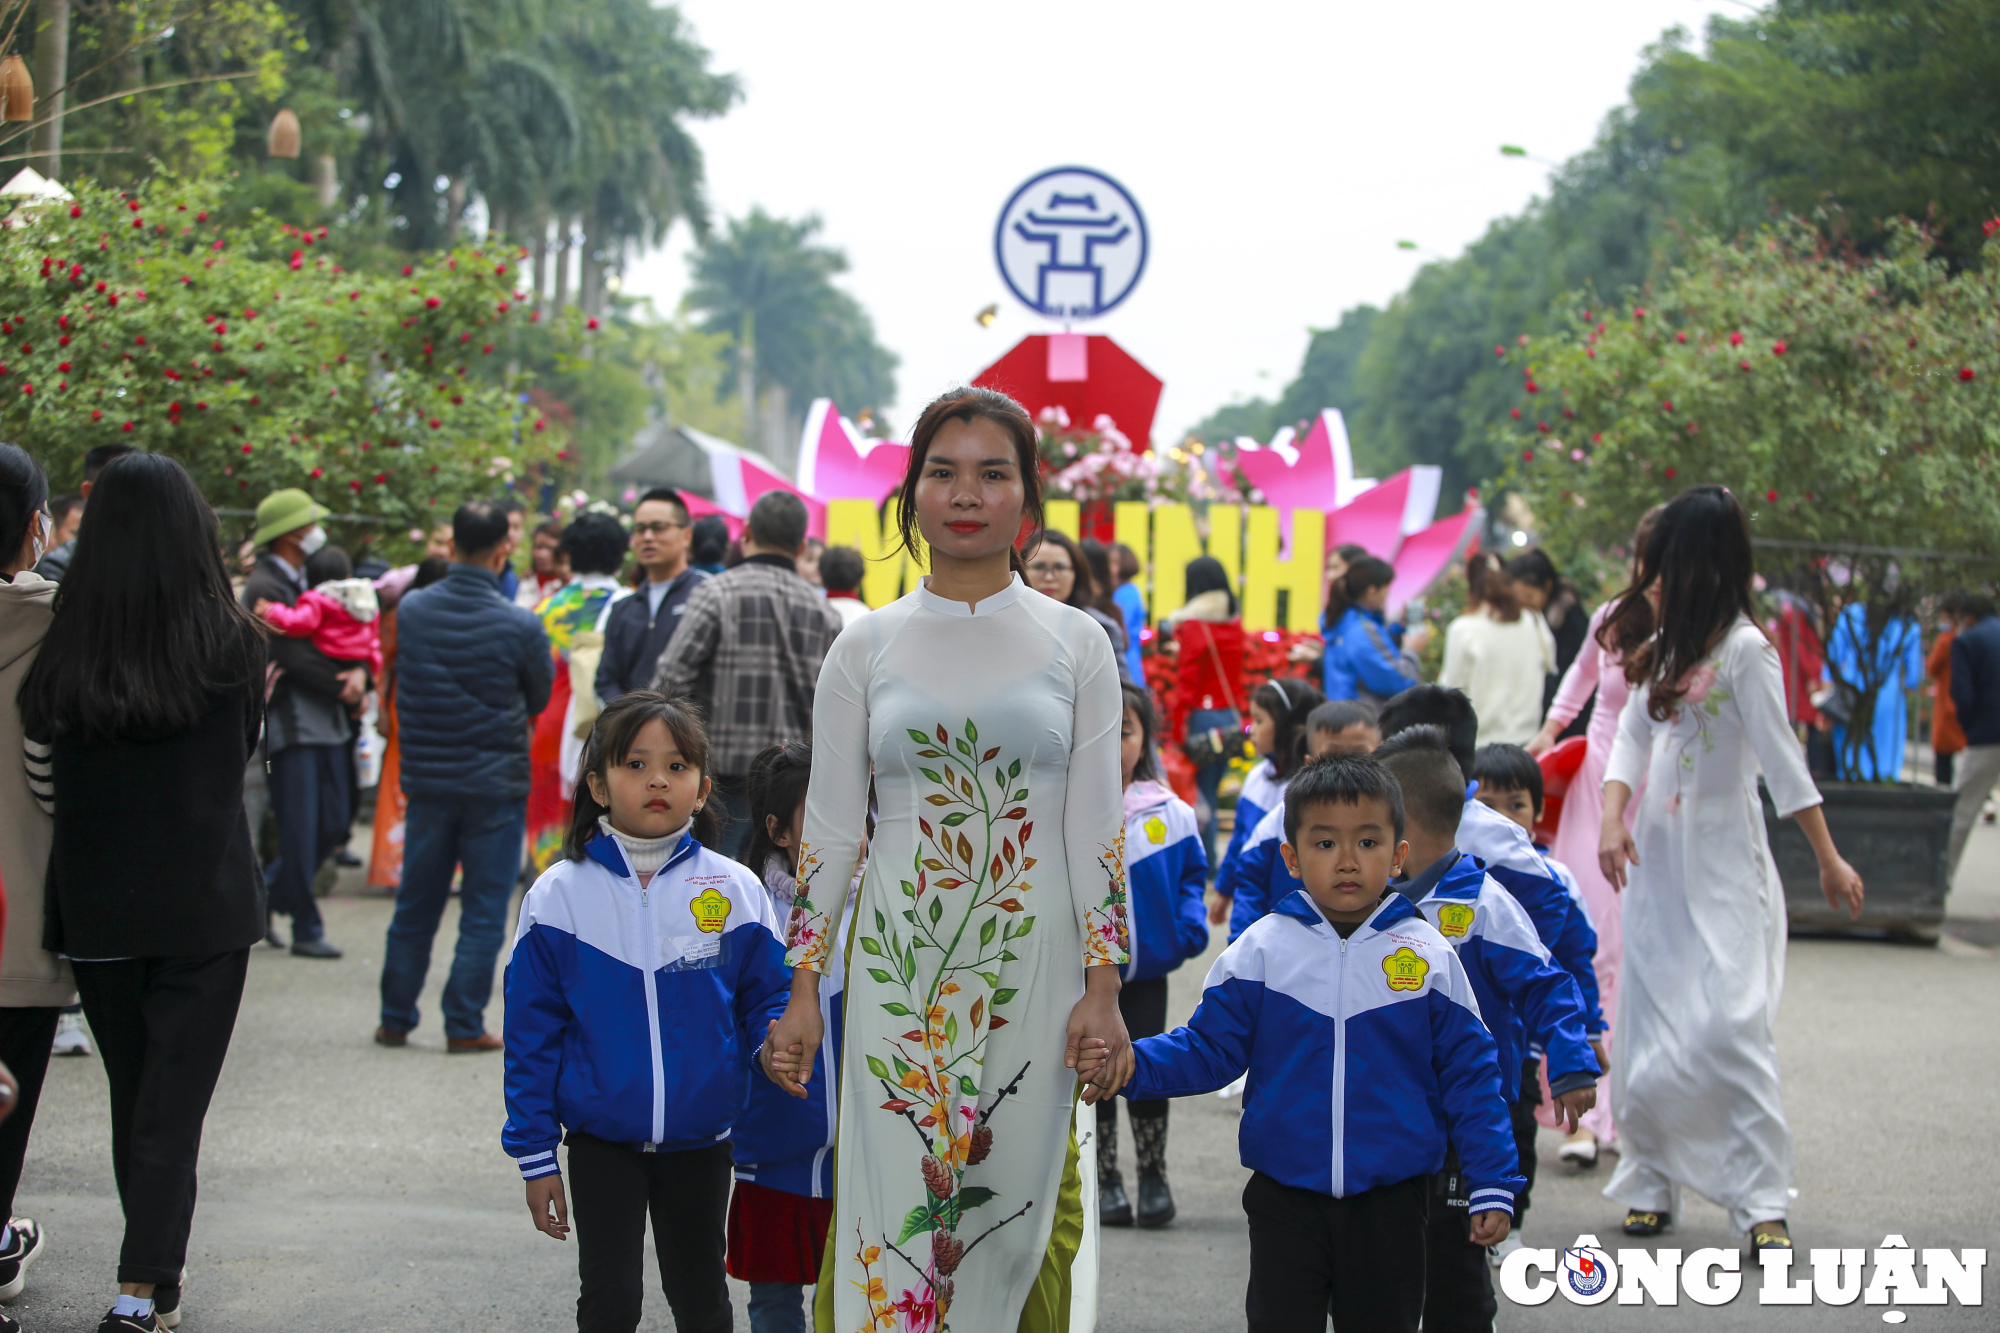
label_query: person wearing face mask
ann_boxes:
[241,488,368,959]
[30,444,133,583]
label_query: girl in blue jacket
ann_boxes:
[1322,555,1422,705]
[727,741,849,1333]
[1099,686,1210,1230]
[504,692,793,1333]
[1212,678,1322,915]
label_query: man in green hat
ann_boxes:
[241,487,368,959]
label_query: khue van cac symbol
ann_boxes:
[994,167,1149,320]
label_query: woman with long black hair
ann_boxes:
[1596,484,1863,1254]
[19,452,268,1333]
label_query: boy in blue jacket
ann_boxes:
[1377,728,1599,1331]
[1124,754,1521,1333]
[1104,685,1211,1228]
[505,694,793,1333]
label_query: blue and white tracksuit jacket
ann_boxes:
[1126,889,1524,1213]
[1411,852,1600,1100]
[1456,798,1604,1039]
[730,867,851,1199]
[1215,759,1283,902]
[1227,797,1291,942]
[1121,782,1210,982]
[502,831,793,1180]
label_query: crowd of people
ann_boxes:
[0,395,1910,1333]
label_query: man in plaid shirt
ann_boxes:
[651,489,844,854]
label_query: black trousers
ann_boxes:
[1423,1153,1498,1333]
[72,952,248,1287]
[0,1007,60,1219]
[1243,1171,1426,1333]
[265,742,351,942]
[1511,1059,1541,1228]
[567,1133,732,1333]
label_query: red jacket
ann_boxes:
[1170,617,1247,741]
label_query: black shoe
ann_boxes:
[0,1216,43,1299]
[0,1309,18,1330]
[334,848,363,867]
[1749,1222,1792,1257]
[290,937,343,959]
[1136,1173,1176,1228]
[96,1309,165,1332]
[1623,1209,1671,1237]
[1099,1177,1133,1227]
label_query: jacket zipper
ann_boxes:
[638,870,667,1147]
[1331,929,1349,1197]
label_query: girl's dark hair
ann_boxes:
[738,741,813,879]
[1469,742,1544,814]
[1324,555,1396,626]
[1034,529,1096,611]
[1306,698,1379,739]
[0,444,48,570]
[1183,555,1236,617]
[1593,504,1664,661]
[689,515,730,565]
[1506,548,1579,627]
[1467,551,1520,621]
[896,386,1044,578]
[1079,539,1124,618]
[564,691,720,860]
[305,544,352,587]
[560,512,630,577]
[1253,677,1327,778]
[1112,542,1141,583]
[413,555,451,589]
[20,453,265,741]
[1601,484,1757,721]
[1120,684,1160,783]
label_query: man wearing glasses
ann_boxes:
[595,487,709,700]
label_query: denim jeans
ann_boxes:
[747,1282,807,1333]
[1185,707,1240,865]
[379,794,527,1040]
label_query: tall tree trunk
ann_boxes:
[28,0,68,180]
[312,153,338,208]
[761,383,793,471]
[488,204,508,244]
[531,205,550,300]
[552,212,574,308]
[738,310,756,446]
[444,177,466,241]
[578,209,601,317]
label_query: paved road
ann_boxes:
[9,824,1998,1331]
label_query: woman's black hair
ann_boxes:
[1119,683,1160,783]
[1079,539,1124,618]
[0,443,48,571]
[1506,548,1579,626]
[1182,555,1236,617]
[305,544,352,587]
[689,515,730,566]
[896,386,1045,579]
[738,741,813,879]
[412,555,451,589]
[1252,677,1327,778]
[560,512,630,577]
[1324,555,1396,626]
[1035,529,1096,611]
[1466,551,1520,621]
[564,691,720,860]
[1601,484,1758,721]
[1469,742,1544,815]
[19,453,265,741]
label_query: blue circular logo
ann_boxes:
[993,167,1148,320]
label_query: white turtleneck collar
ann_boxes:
[598,815,689,878]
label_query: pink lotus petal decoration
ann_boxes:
[795,398,910,507]
[1385,502,1482,615]
[1233,410,1375,516]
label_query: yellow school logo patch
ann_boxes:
[1144,816,1167,845]
[690,887,732,935]
[1437,903,1476,938]
[1382,946,1430,992]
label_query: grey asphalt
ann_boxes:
[8,823,1998,1332]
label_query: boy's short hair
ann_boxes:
[1306,699,1379,738]
[1470,742,1544,815]
[818,544,865,594]
[1379,684,1478,773]
[1283,753,1406,846]
[1375,726,1469,839]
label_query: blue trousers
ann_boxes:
[378,794,526,1040]
[264,743,351,944]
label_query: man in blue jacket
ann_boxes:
[1947,594,2000,878]
[377,501,553,1051]
[595,487,708,701]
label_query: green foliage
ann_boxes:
[0,178,568,540]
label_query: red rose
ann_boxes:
[1960,367,1975,381]
[121,421,133,432]
[425,297,441,309]
[1772,341,1787,355]
[1662,400,1673,412]
[242,443,252,454]
[1729,331,1744,347]
[1524,380,1538,394]
[1676,332,1687,343]
[1739,360,1752,371]
[68,206,79,218]
[1633,307,1646,319]
[587,317,599,331]
[310,467,322,478]
[401,266,413,277]
[1664,467,1676,478]
[1522,450,1534,462]
[1510,407,1522,420]
[1766,490,1778,502]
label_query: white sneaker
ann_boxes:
[1488,1233,1524,1269]
[50,1012,90,1058]
[1559,1130,1599,1167]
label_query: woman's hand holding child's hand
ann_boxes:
[526,1175,569,1241]
[762,984,824,1099]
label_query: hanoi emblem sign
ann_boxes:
[994,166,1149,319]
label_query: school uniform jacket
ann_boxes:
[1121,782,1210,981]
[1456,797,1605,1037]
[502,830,792,1180]
[1226,797,1291,942]
[1126,889,1525,1212]
[1411,852,1600,1098]
[1214,758,1282,902]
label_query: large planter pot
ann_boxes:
[1761,780,1954,942]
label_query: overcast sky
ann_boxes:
[623,0,1739,447]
